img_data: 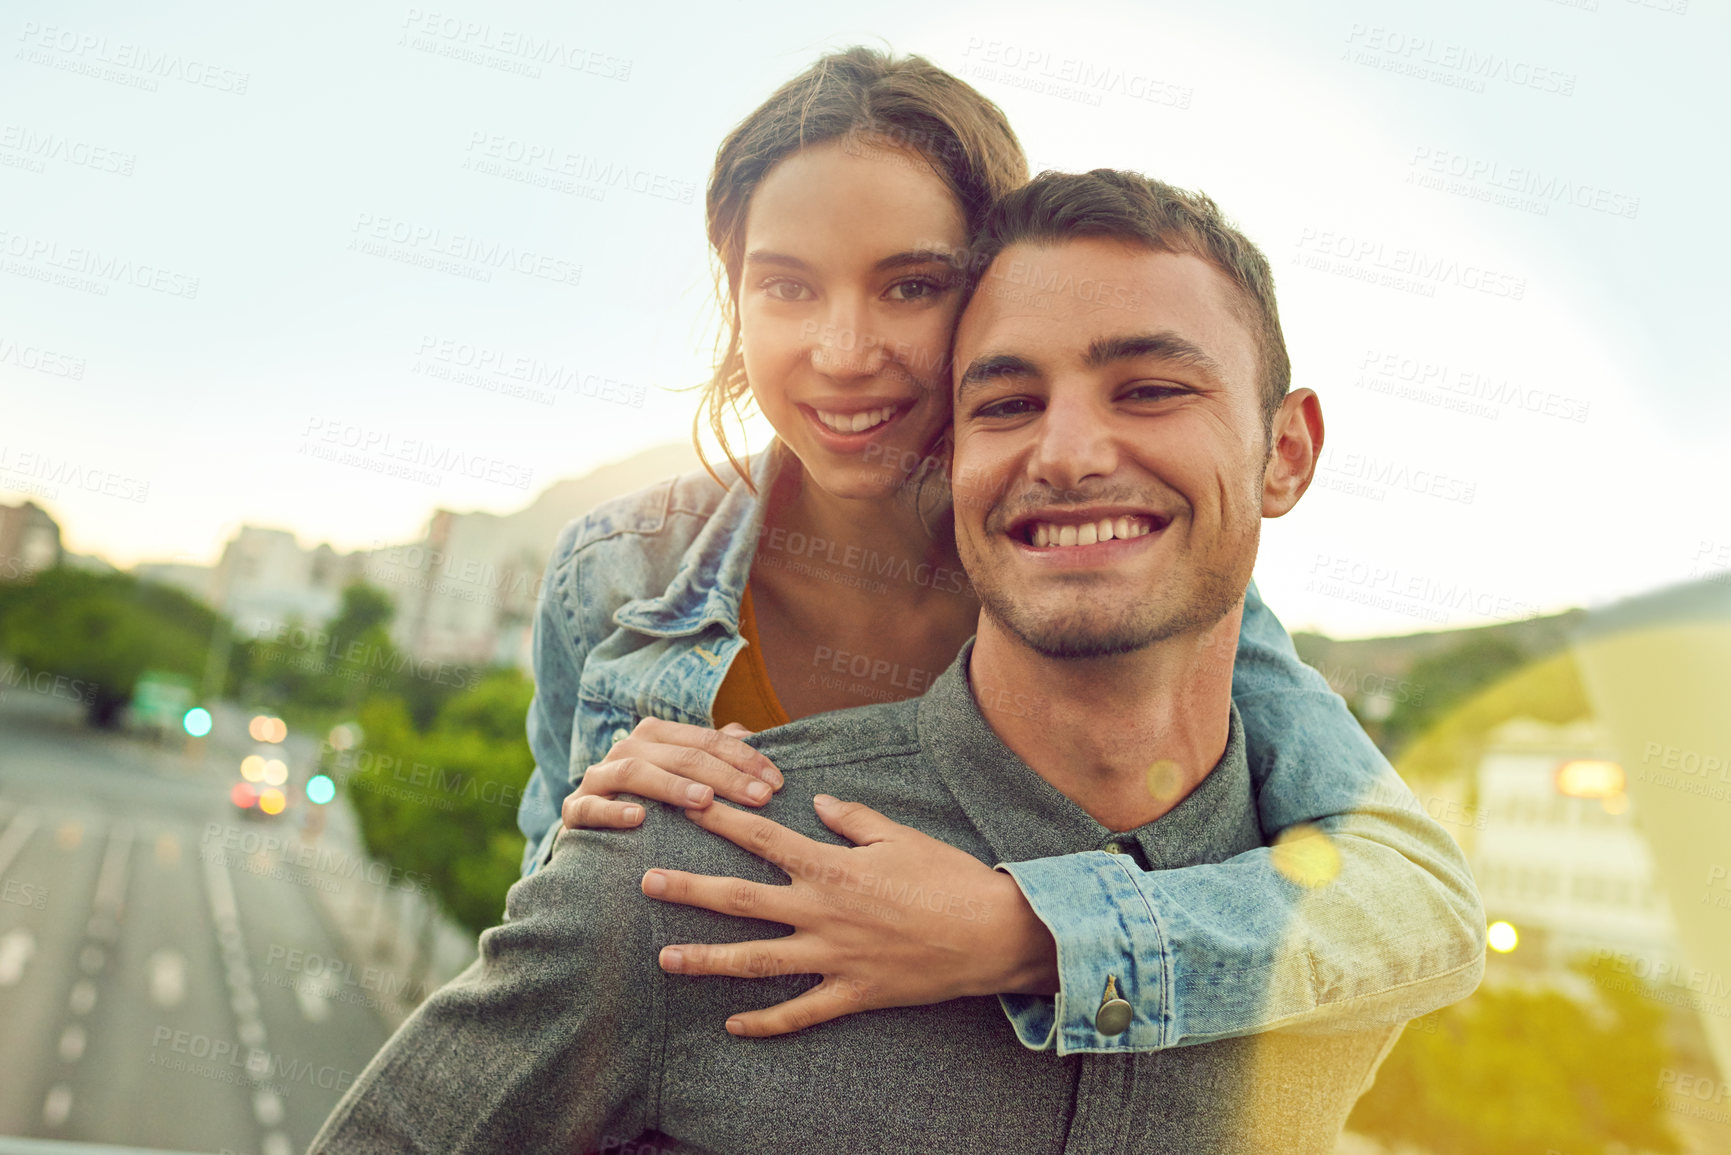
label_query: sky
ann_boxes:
[2,0,1726,637]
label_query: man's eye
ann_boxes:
[1124,384,1187,401]
[975,397,1039,419]
[764,279,813,302]
[886,277,947,302]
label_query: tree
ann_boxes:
[0,567,225,726]
[1349,960,1682,1155]
[333,670,535,935]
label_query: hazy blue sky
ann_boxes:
[3,0,1725,636]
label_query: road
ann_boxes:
[0,692,419,1154]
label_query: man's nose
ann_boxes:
[808,297,888,380]
[1027,391,1118,492]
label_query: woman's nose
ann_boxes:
[808,301,888,380]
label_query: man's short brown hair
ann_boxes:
[968,170,1290,431]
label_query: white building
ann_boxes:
[1472,716,1680,967]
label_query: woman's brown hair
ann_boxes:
[694,46,1028,491]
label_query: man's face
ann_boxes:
[950,238,1271,659]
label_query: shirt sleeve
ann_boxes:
[517,523,588,876]
[995,579,1487,1055]
[308,823,659,1153]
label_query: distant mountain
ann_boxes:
[450,440,708,558]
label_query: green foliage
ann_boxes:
[1380,633,1526,755]
[1395,651,1593,784]
[237,582,473,723]
[334,670,534,934]
[0,567,222,725]
[1350,963,1681,1155]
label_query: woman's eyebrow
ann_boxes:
[743,248,954,274]
[875,248,957,272]
[743,250,809,270]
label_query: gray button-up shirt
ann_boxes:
[312,640,1401,1155]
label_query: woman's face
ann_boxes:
[738,137,969,501]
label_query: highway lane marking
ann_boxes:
[253,1087,284,1126]
[68,978,96,1014]
[0,807,41,876]
[0,926,34,985]
[55,820,84,851]
[42,1083,72,1127]
[148,947,187,1007]
[294,976,332,1022]
[203,848,288,1154]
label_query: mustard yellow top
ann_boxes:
[710,582,791,732]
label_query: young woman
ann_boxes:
[517,47,1484,1049]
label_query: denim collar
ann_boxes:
[611,442,785,639]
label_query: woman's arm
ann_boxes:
[517,523,785,877]
[517,524,588,876]
[642,582,1486,1052]
[993,580,1486,1052]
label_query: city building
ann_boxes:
[1471,715,1679,967]
[0,500,62,580]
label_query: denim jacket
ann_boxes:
[518,444,1486,1055]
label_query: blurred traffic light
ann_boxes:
[182,707,212,737]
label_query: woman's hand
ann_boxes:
[562,719,785,830]
[641,795,1061,1037]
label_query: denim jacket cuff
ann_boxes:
[996,855,1169,1055]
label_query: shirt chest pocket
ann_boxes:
[576,698,640,782]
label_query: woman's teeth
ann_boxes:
[815,405,898,434]
[1029,517,1156,548]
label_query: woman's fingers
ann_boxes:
[630,717,783,787]
[560,792,646,830]
[641,867,800,924]
[564,758,715,831]
[646,741,781,808]
[655,936,816,981]
[721,979,873,1037]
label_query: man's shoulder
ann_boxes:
[745,696,924,775]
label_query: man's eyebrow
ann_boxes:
[956,354,1039,406]
[1086,332,1224,380]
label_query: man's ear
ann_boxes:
[1262,388,1323,518]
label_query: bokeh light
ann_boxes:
[1487,921,1519,953]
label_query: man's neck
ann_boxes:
[969,603,1242,832]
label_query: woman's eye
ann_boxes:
[764,279,813,302]
[886,277,947,302]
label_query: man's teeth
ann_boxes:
[815,405,898,434]
[1029,517,1156,548]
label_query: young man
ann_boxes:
[310,172,1482,1154]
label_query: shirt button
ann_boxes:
[1096,975,1133,1036]
[611,728,630,745]
[1103,842,1126,854]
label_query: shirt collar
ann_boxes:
[612,442,785,639]
[917,637,1259,868]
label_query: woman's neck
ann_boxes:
[762,452,963,581]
